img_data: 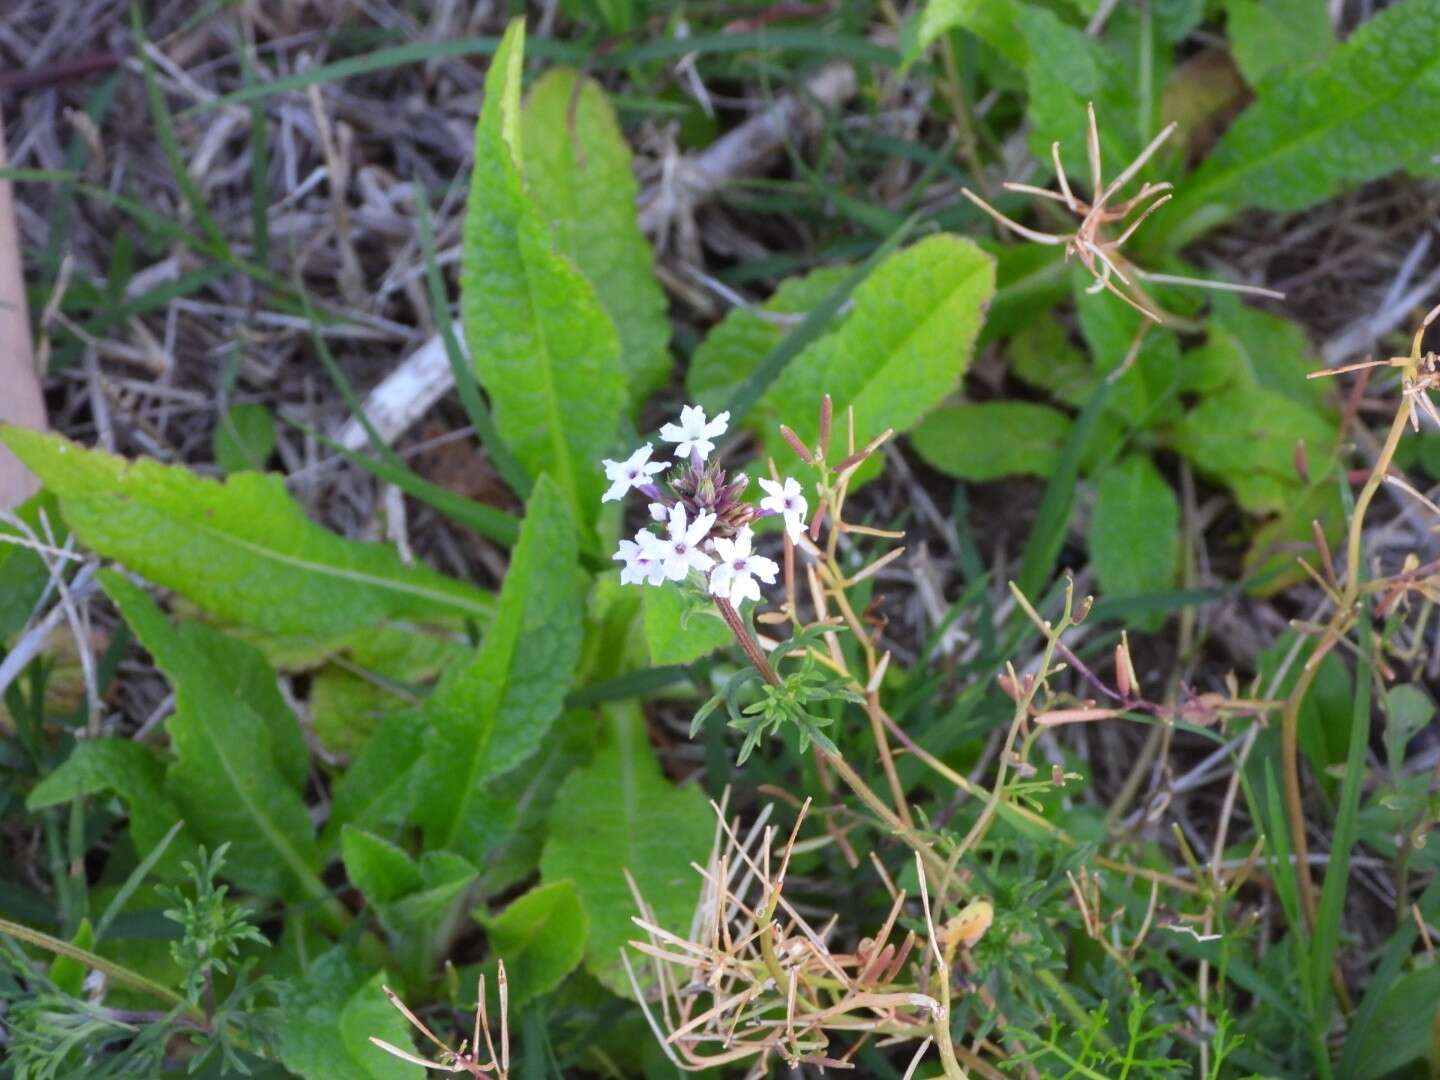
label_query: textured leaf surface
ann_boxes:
[540,707,713,993]
[687,266,849,417]
[101,571,320,901]
[910,402,1072,481]
[1089,455,1179,627]
[1225,0,1333,86]
[523,68,670,404]
[479,879,588,1008]
[690,238,992,469]
[324,710,425,853]
[1161,0,1440,245]
[460,21,627,523]
[278,947,421,1080]
[416,476,583,862]
[0,427,491,641]
[212,403,276,474]
[27,739,188,873]
[644,584,733,666]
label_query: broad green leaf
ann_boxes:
[1348,966,1440,1080]
[644,583,733,666]
[1089,455,1178,630]
[101,571,321,902]
[460,20,627,525]
[522,68,670,404]
[0,427,492,641]
[415,476,583,862]
[910,402,1072,481]
[540,706,713,993]
[479,879,588,1008]
[1009,317,1095,408]
[1160,0,1440,248]
[1172,387,1335,513]
[689,237,993,473]
[26,738,189,875]
[902,0,1027,68]
[278,946,422,1080]
[1225,0,1333,87]
[687,266,849,417]
[212,402,276,473]
[765,235,994,469]
[1179,298,1326,406]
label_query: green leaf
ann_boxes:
[0,427,492,642]
[1225,0,1334,87]
[212,402,276,473]
[687,266,850,416]
[910,402,1072,481]
[100,571,322,903]
[540,706,713,993]
[1009,317,1096,408]
[460,19,627,526]
[690,237,993,472]
[1383,684,1434,772]
[0,491,60,639]
[479,879,588,1008]
[48,919,94,998]
[1160,0,1440,248]
[522,68,670,405]
[278,946,422,1080]
[1172,387,1335,513]
[903,0,1027,69]
[643,583,733,666]
[1074,281,1182,430]
[1347,967,1440,1080]
[764,235,995,470]
[1089,455,1179,630]
[341,827,423,905]
[324,710,425,852]
[26,738,189,875]
[415,476,583,862]
[309,628,468,756]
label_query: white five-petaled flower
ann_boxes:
[659,405,730,460]
[601,443,667,503]
[707,527,779,606]
[613,536,666,587]
[758,476,808,544]
[641,504,716,581]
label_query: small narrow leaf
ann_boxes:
[460,19,627,524]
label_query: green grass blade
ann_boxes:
[93,819,185,943]
[1310,615,1373,1017]
[130,1,232,257]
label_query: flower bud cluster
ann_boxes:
[601,405,808,605]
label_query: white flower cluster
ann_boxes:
[601,405,809,606]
